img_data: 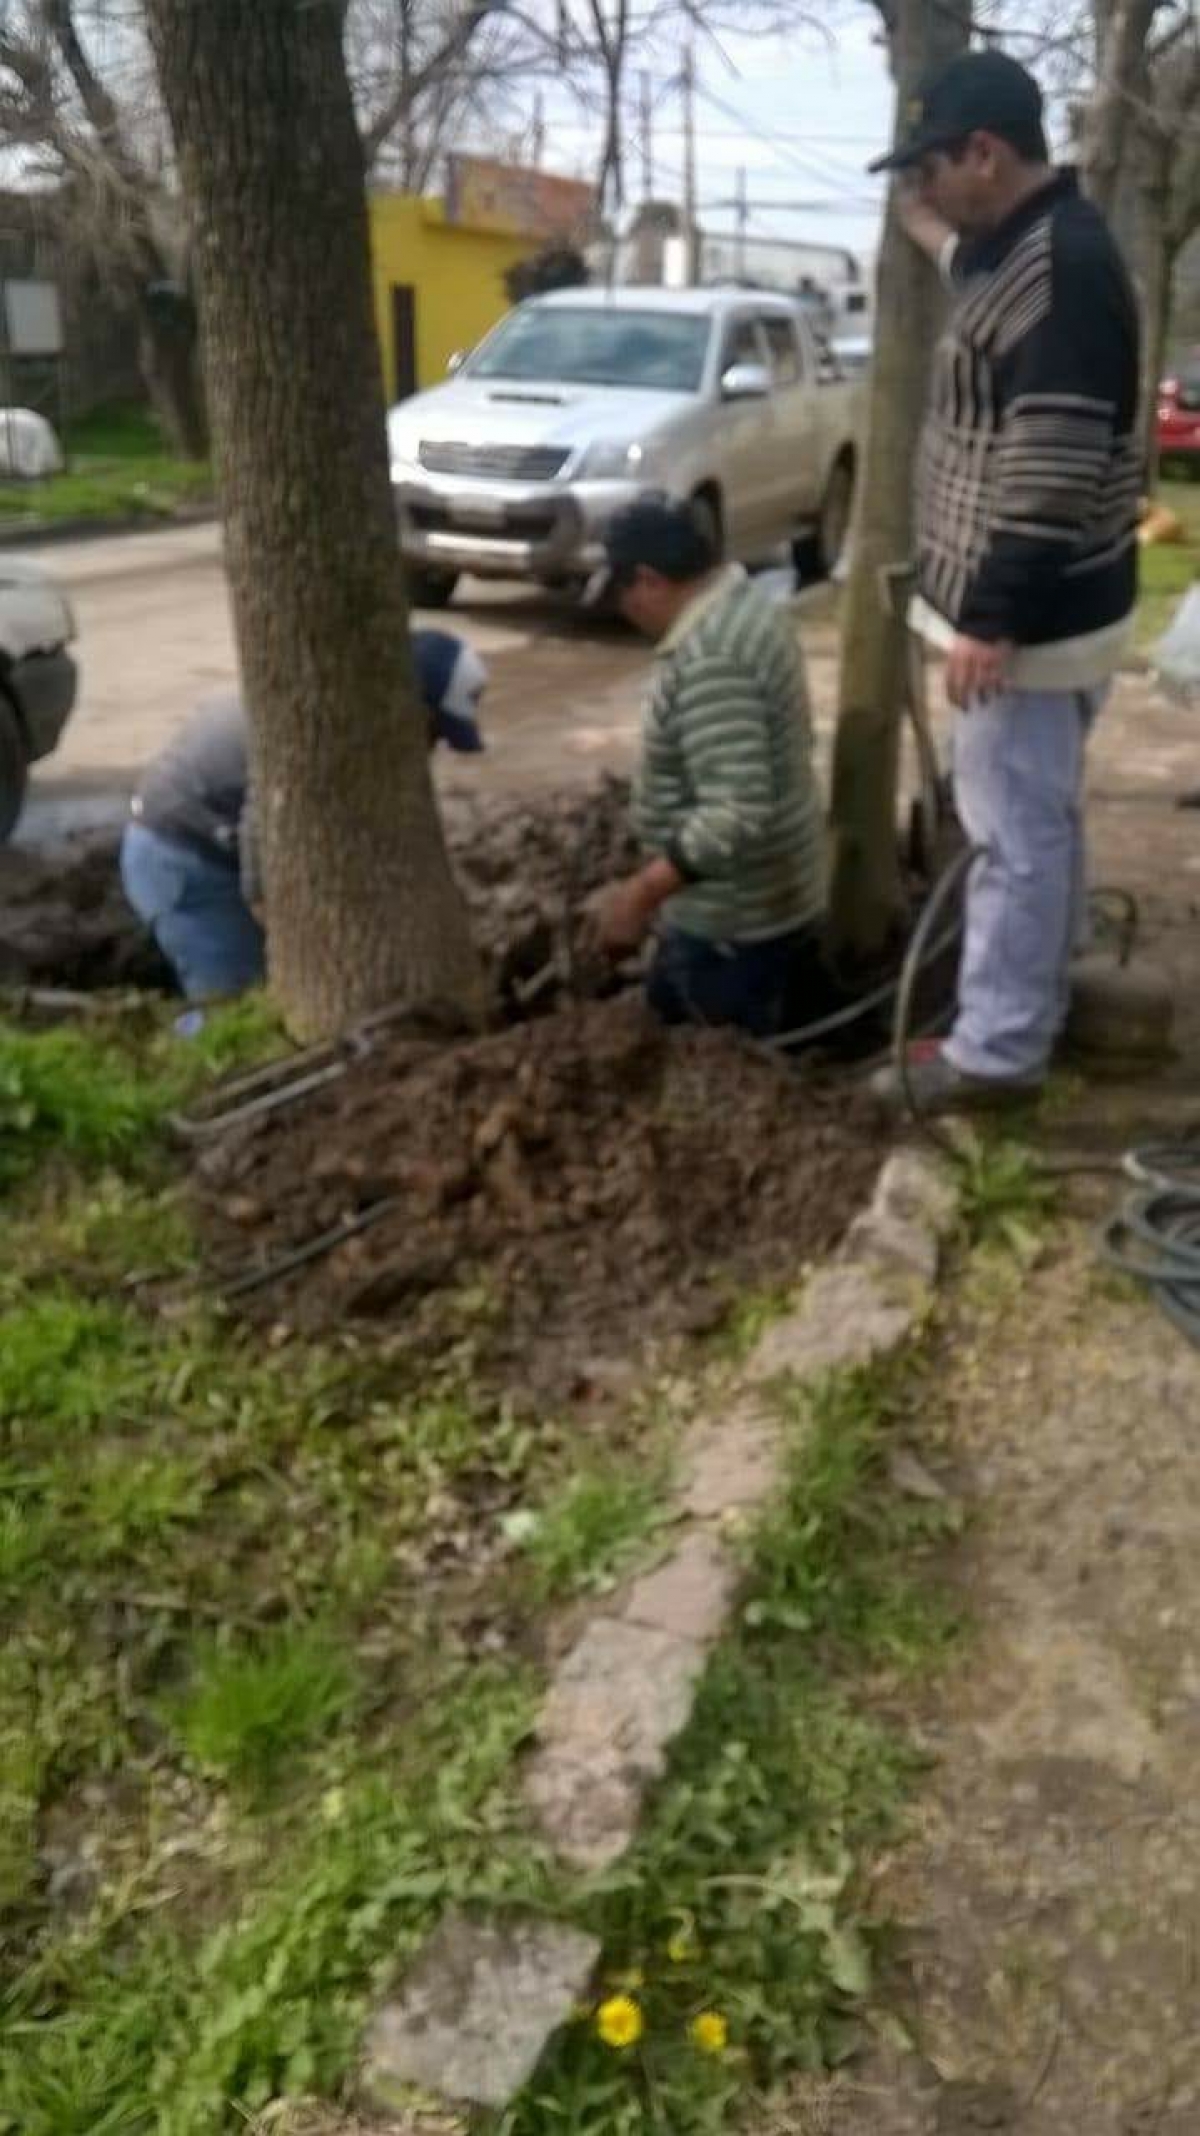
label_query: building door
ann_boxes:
[391,285,417,402]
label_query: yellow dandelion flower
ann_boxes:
[596,1994,644,2050]
[690,2010,729,2057]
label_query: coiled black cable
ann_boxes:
[1098,1146,1200,1348]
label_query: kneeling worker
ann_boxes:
[591,495,826,1037]
[121,630,487,1001]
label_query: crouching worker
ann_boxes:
[120,630,487,1001]
[590,495,827,1038]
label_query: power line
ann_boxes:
[695,78,876,196]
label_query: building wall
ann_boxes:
[368,194,531,403]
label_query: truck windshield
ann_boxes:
[469,308,711,392]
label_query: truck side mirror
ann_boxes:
[720,362,770,401]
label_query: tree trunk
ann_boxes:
[136,296,209,461]
[1131,154,1175,483]
[1079,0,1172,217]
[144,0,485,1041]
[827,0,971,964]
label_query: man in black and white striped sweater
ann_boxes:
[869,50,1140,1113]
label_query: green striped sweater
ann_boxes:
[633,568,826,943]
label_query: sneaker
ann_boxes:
[868,1039,1043,1117]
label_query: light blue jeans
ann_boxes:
[120,821,265,1001]
[945,684,1106,1083]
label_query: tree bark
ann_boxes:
[144,0,485,1040]
[1079,0,1169,217]
[827,0,971,965]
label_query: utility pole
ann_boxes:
[640,69,653,201]
[682,41,699,282]
[735,166,748,282]
[532,90,546,168]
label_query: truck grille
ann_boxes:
[418,441,570,481]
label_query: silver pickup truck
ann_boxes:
[387,286,861,606]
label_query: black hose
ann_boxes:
[1099,1148,1200,1347]
[890,843,987,1149]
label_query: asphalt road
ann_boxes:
[13,521,654,843]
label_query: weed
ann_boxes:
[515,1468,669,1602]
[709,1283,796,1366]
[0,1003,289,1200]
[159,992,290,1086]
[3,1174,196,1287]
[170,1625,359,1787]
[0,1292,161,1429]
[0,1668,539,2136]
[501,1365,955,2135]
[953,1133,1056,1257]
[0,1025,170,1186]
[0,1495,57,1593]
[75,1447,208,1561]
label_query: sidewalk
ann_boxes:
[785,1213,1200,2136]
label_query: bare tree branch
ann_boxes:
[358,0,500,168]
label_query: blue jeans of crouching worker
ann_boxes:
[120,822,265,1001]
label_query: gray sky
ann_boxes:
[538,10,896,267]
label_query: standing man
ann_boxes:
[590,494,827,1037]
[869,50,1140,1111]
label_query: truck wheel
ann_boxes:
[405,565,460,610]
[0,693,27,843]
[689,491,724,562]
[816,459,855,579]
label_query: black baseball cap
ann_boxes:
[586,492,717,606]
[868,49,1047,175]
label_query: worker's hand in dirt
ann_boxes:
[590,858,682,957]
[895,177,954,266]
[944,633,1013,711]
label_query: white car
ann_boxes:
[387,286,861,606]
[0,559,78,839]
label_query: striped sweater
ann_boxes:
[917,170,1140,648]
[633,567,826,943]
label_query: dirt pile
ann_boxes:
[0,836,172,991]
[0,781,639,1003]
[441,775,639,1011]
[195,996,885,1394]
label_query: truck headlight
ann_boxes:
[578,440,649,480]
[388,434,419,481]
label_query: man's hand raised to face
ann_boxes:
[895,174,955,263]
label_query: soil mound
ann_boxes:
[195,996,885,1397]
[0,780,639,1005]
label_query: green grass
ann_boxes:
[0,403,213,529]
[0,1025,172,1187]
[515,1466,672,1603]
[1138,472,1200,650]
[0,1670,542,2136]
[0,996,294,1197]
[0,1008,966,2135]
[170,1625,359,1787]
[952,1132,1057,1258]
[501,1366,959,2134]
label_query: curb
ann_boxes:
[0,502,218,549]
[359,1148,959,2119]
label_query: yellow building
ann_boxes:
[367,193,532,404]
